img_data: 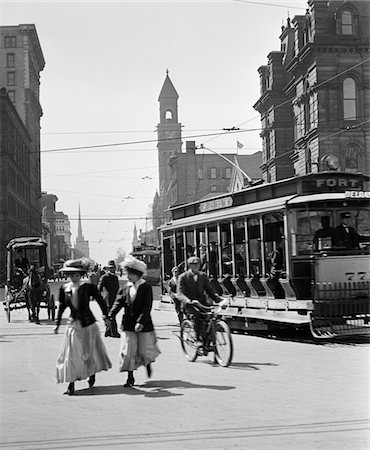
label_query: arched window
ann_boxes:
[341,11,353,35]
[344,144,360,173]
[343,78,356,121]
[165,110,173,121]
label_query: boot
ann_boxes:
[124,371,135,387]
[88,374,96,388]
[64,382,75,396]
[146,364,152,378]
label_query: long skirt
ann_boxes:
[119,331,160,372]
[56,319,112,383]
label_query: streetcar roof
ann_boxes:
[160,194,295,230]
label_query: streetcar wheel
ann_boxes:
[214,320,233,367]
[180,319,198,362]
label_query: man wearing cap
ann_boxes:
[98,260,120,310]
[168,266,183,324]
[177,256,221,345]
[332,212,360,249]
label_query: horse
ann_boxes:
[24,266,43,324]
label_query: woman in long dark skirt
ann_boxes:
[108,257,160,387]
[54,259,112,395]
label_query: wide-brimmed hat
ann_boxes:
[122,256,147,276]
[187,256,201,265]
[107,260,116,268]
[60,258,88,273]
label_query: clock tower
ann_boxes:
[157,71,182,215]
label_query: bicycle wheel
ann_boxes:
[214,319,233,367]
[180,319,198,362]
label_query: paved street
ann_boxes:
[0,281,369,450]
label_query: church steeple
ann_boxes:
[132,224,140,249]
[77,203,84,240]
[74,203,89,258]
[156,71,183,223]
[158,70,179,124]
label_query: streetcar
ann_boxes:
[131,245,161,285]
[159,172,370,339]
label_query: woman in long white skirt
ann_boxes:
[109,257,160,387]
[54,259,112,395]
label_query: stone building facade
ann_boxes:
[0,89,32,280]
[254,0,369,181]
[0,24,45,232]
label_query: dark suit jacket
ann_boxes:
[109,282,154,332]
[98,272,119,298]
[56,283,108,328]
[332,225,359,249]
[177,270,219,305]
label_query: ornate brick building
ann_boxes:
[155,72,262,223]
[254,0,370,182]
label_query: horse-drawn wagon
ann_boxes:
[3,237,56,323]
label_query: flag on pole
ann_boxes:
[237,140,244,150]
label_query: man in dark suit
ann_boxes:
[98,260,119,310]
[177,256,221,306]
[177,256,221,345]
[332,212,360,249]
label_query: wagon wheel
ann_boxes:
[4,287,11,323]
[48,294,56,321]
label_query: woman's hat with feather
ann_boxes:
[60,258,90,273]
[121,256,147,276]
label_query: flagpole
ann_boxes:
[200,145,252,182]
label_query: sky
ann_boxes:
[1,0,309,264]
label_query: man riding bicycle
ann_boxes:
[176,256,223,349]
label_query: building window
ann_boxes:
[7,90,15,102]
[345,144,360,172]
[7,72,15,86]
[7,53,15,67]
[343,77,356,121]
[165,110,173,121]
[210,168,217,179]
[342,11,353,35]
[309,93,318,129]
[210,185,217,192]
[197,168,203,179]
[4,36,16,48]
[225,167,232,179]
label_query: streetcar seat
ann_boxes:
[236,276,250,297]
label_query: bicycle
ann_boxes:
[180,300,233,367]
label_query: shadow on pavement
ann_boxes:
[73,379,235,398]
[217,361,278,371]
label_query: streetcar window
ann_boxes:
[196,227,207,271]
[208,226,218,278]
[220,222,232,276]
[175,231,185,272]
[233,219,247,277]
[162,235,174,279]
[185,230,195,259]
[294,210,327,254]
[264,213,285,275]
[247,216,262,276]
